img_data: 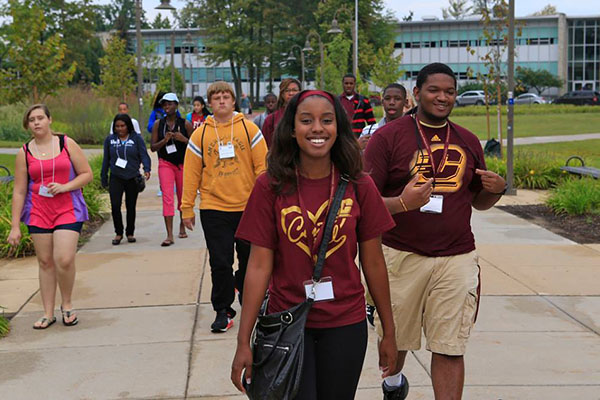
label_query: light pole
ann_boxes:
[181,32,194,108]
[328,1,358,77]
[135,0,176,123]
[303,32,324,90]
[287,44,305,89]
[506,0,516,195]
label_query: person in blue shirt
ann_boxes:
[102,114,151,245]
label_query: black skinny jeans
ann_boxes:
[109,175,139,237]
[200,210,250,311]
[294,320,368,400]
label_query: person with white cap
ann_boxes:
[150,93,193,246]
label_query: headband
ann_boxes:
[296,90,335,106]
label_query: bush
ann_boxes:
[0,312,9,338]
[485,150,564,190]
[0,155,107,258]
[546,177,600,216]
[0,104,29,142]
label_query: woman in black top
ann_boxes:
[150,93,193,246]
[101,114,151,244]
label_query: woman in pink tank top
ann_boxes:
[7,104,93,330]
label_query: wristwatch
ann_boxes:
[490,183,508,195]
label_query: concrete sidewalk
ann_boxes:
[1,154,599,399]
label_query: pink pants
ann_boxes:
[158,159,183,217]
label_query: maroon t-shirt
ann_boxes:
[261,108,284,148]
[364,114,485,257]
[236,171,395,329]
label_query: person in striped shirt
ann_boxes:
[338,73,377,137]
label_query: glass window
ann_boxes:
[585,62,596,81]
[575,46,584,61]
[575,27,584,44]
[586,45,595,61]
[574,62,584,80]
[207,68,215,82]
[585,25,596,45]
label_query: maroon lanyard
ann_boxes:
[296,164,335,263]
[414,115,451,181]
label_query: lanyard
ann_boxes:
[296,164,335,264]
[117,136,129,161]
[214,115,234,151]
[32,137,55,185]
[414,115,451,181]
[163,118,178,147]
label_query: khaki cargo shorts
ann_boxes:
[376,245,480,356]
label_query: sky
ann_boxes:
[118,1,600,27]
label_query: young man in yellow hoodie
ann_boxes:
[182,82,268,332]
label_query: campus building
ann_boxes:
[394,13,600,94]
[128,13,600,99]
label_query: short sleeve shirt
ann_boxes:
[236,171,395,329]
[364,114,486,257]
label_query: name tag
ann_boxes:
[420,195,444,214]
[115,158,128,168]
[304,277,335,302]
[166,144,177,154]
[39,185,54,198]
[219,142,235,159]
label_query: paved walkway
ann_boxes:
[1,153,599,399]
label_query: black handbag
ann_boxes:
[244,175,349,400]
[134,174,146,193]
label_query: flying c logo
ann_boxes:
[410,144,467,192]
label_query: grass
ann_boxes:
[0,154,16,174]
[516,140,600,168]
[547,177,600,216]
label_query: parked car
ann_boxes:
[553,90,600,105]
[369,94,381,106]
[456,90,486,106]
[514,93,547,104]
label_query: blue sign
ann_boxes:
[508,98,514,105]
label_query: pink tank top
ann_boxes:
[21,135,88,228]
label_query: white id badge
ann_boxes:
[420,195,443,214]
[115,158,128,168]
[165,144,177,154]
[303,277,335,302]
[39,185,54,198]
[219,142,235,159]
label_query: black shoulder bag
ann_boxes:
[244,175,349,400]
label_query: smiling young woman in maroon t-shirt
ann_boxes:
[231,90,398,399]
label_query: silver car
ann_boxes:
[514,93,547,104]
[456,90,486,106]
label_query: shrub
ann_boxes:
[485,150,564,190]
[546,177,600,216]
[0,104,29,142]
[0,311,9,338]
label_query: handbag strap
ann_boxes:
[311,174,349,282]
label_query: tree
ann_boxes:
[152,13,171,29]
[442,0,472,20]
[320,35,352,93]
[370,42,404,90]
[97,35,136,100]
[0,0,76,103]
[471,0,492,15]
[531,4,557,16]
[156,63,184,95]
[402,11,414,21]
[516,67,563,94]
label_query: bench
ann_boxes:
[560,156,600,179]
[0,165,14,184]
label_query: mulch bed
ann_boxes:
[498,205,600,244]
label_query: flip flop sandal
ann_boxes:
[33,316,56,330]
[60,306,78,326]
[161,239,174,247]
[127,236,136,243]
[178,233,188,239]
[112,236,123,245]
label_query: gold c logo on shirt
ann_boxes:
[280,198,353,260]
[410,144,467,192]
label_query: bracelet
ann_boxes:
[398,196,408,212]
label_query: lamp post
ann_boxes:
[135,0,176,124]
[287,44,305,89]
[506,0,516,195]
[303,32,324,90]
[182,32,195,110]
[328,1,358,77]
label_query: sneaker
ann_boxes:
[226,307,237,320]
[157,189,162,197]
[211,309,233,333]
[382,376,409,400]
[366,304,376,327]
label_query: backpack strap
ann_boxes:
[241,119,251,144]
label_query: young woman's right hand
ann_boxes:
[7,226,22,246]
[231,343,253,393]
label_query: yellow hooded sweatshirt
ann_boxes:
[181,112,267,218]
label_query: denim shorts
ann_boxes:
[28,222,84,234]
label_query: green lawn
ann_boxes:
[372,106,600,139]
[0,140,103,149]
[515,139,600,168]
[0,154,16,175]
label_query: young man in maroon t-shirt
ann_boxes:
[364,63,507,400]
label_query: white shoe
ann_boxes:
[157,189,162,197]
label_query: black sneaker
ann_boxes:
[226,307,237,320]
[211,309,233,333]
[366,304,376,327]
[382,376,409,400]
